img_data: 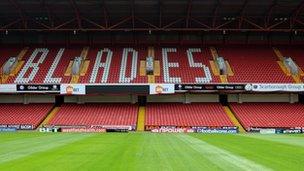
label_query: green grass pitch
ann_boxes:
[0,132,304,171]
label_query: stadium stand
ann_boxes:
[218,46,294,83]
[3,46,302,84]
[0,46,296,84]
[230,103,304,131]
[145,103,234,127]
[49,103,138,127]
[4,46,219,84]
[0,103,53,129]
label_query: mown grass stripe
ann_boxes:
[176,134,272,171]
[237,134,304,147]
[0,133,92,164]
[190,134,304,170]
[0,133,304,171]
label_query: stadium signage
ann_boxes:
[86,84,149,94]
[16,84,60,93]
[0,84,16,93]
[193,126,238,134]
[149,84,175,94]
[175,84,246,92]
[249,84,304,92]
[60,84,86,95]
[259,129,276,134]
[91,125,134,131]
[2,83,304,94]
[0,127,17,132]
[195,128,238,134]
[0,124,33,130]
[61,128,106,133]
[151,128,195,133]
[39,127,60,132]
[281,129,302,134]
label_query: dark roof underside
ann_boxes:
[0,0,304,32]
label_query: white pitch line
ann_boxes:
[175,134,272,171]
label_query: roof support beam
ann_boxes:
[54,18,76,29]
[109,16,132,29]
[190,17,211,29]
[162,17,185,29]
[41,0,54,28]
[212,0,221,28]
[135,17,159,29]
[186,0,193,28]
[243,18,265,30]
[290,1,304,28]
[265,0,278,28]
[102,0,109,28]
[130,0,135,28]
[82,17,105,29]
[267,20,287,29]
[2,28,304,32]
[216,20,234,29]
[238,0,249,29]
[69,0,82,29]
[9,0,27,29]
[1,19,22,29]
[33,19,52,29]
[159,0,162,28]
[295,19,304,27]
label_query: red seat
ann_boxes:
[49,103,138,127]
[218,46,293,83]
[145,103,233,127]
[230,103,304,131]
[0,103,53,129]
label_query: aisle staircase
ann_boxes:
[273,47,303,83]
[209,47,233,83]
[223,106,246,133]
[1,47,28,83]
[137,106,145,131]
[38,107,60,128]
[69,47,90,83]
[146,47,160,83]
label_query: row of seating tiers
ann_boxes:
[0,103,53,128]
[49,103,138,127]
[145,103,233,127]
[279,47,304,82]
[2,46,303,84]
[230,103,304,131]
[6,48,76,83]
[0,102,304,130]
[218,46,293,83]
[155,47,220,83]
